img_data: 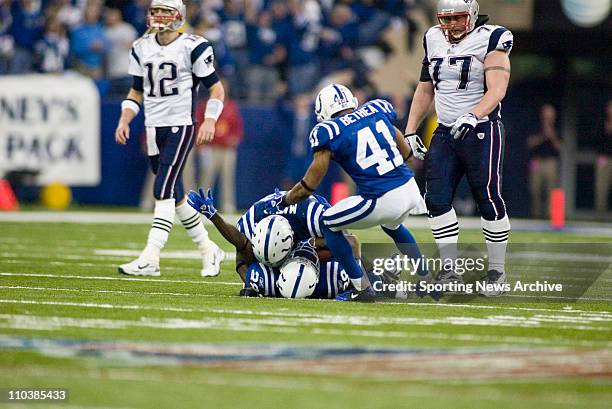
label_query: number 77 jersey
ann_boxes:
[309,99,413,199]
[128,33,217,127]
[423,24,514,126]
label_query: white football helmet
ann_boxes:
[436,0,479,43]
[251,215,294,267]
[314,83,358,122]
[147,0,186,32]
[277,241,320,299]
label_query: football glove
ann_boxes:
[187,188,217,219]
[263,188,287,215]
[450,112,478,140]
[404,133,428,160]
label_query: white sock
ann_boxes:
[429,208,459,270]
[141,198,175,263]
[175,200,210,247]
[482,215,511,272]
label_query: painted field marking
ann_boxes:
[0,272,242,286]
[0,285,219,298]
[0,314,609,348]
[0,298,610,332]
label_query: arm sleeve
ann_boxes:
[128,46,143,76]
[420,32,432,81]
[191,40,216,78]
[309,123,333,152]
[487,27,514,56]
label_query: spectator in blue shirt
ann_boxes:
[9,0,44,73]
[319,3,358,75]
[285,0,321,96]
[245,7,284,102]
[70,1,110,79]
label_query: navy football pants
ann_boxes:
[148,125,195,201]
[424,120,506,221]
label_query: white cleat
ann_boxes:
[200,243,225,277]
[118,258,160,277]
[479,270,508,297]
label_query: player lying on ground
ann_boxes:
[114,0,224,278]
[264,84,433,302]
[187,189,407,299]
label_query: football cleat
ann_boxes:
[415,272,443,301]
[435,266,464,287]
[479,269,508,297]
[336,286,377,303]
[118,258,160,277]
[200,242,225,277]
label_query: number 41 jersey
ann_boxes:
[423,24,514,126]
[128,33,217,127]
[309,99,413,199]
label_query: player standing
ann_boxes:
[266,83,430,302]
[403,0,513,296]
[114,0,225,277]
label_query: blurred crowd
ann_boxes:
[0,0,428,99]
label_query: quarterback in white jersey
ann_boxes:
[404,0,512,296]
[114,0,225,278]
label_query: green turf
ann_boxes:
[0,218,610,409]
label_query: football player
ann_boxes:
[114,0,225,277]
[187,188,360,285]
[264,83,431,302]
[403,0,513,296]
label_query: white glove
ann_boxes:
[450,113,478,140]
[404,133,428,160]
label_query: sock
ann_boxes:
[482,215,511,273]
[175,200,210,247]
[429,208,459,270]
[322,226,364,290]
[141,198,175,263]
[381,225,428,276]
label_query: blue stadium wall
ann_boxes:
[71,100,342,210]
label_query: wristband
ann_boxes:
[300,179,315,192]
[204,98,224,121]
[121,99,140,115]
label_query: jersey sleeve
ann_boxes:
[309,122,335,152]
[128,44,143,76]
[245,262,279,297]
[236,205,257,241]
[191,38,216,78]
[305,198,327,238]
[487,27,514,56]
[420,31,432,82]
[369,99,397,123]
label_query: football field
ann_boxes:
[0,212,611,409]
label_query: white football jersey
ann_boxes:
[422,24,513,126]
[128,33,217,127]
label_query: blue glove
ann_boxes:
[263,188,287,215]
[450,112,478,140]
[187,188,217,219]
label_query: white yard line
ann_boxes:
[0,297,610,332]
[0,272,242,286]
[0,314,609,347]
[0,285,218,298]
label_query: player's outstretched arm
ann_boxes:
[187,189,251,254]
[471,50,511,119]
[115,88,143,145]
[284,150,332,206]
[196,81,226,146]
[404,81,434,134]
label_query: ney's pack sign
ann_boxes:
[0,74,101,186]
